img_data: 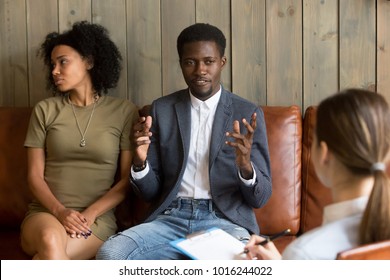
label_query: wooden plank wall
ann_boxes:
[1,0,389,111]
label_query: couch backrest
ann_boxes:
[0,105,329,239]
[255,106,302,236]
[0,107,33,228]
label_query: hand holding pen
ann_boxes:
[243,229,291,260]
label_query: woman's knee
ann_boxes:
[39,227,68,257]
[21,217,65,257]
[22,226,67,259]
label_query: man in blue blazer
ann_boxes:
[97,23,272,260]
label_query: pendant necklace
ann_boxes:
[69,94,98,147]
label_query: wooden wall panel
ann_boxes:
[92,0,127,99]
[339,0,376,91]
[0,0,28,106]
[197,0,231,92]
[26,0,58,106]
[59,0,91,32]
[303,0,338,110]
[231,0,266,106]
[161,0,195,96]
[266,0,303,107]
[127,0,162,106]
[377,0,390,102]
[0,0,389,109]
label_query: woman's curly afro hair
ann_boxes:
[39,21,122,95]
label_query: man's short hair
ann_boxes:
[177,23,226,60]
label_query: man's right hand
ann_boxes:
[132,116,152,166]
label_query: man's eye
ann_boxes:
[205,60,215,65]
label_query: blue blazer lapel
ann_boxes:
[210,90,232,167]
[175,93,192,159]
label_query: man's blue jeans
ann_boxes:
[96,198,251,259]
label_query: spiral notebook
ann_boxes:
[170,227,246,260]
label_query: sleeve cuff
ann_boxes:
[238,161,257,186]
[131,161,150,179]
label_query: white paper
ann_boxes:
[170,227,246,260]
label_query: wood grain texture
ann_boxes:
[59,0,91,32]
[127,0,162,106]
[26,0,58,106]
[339,0,376,91]
[303,0,338,110]
[0,0,388,109]
[377,0,390,102]
[93,0,127,99]
[266,0,303,107]
[232,0,266,106]
[0,0,28,106]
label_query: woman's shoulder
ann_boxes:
[283,215,361,259]
[34,96,64,107]
[101,95,139,119]
[102,95,136,108]
[32,96,66,115]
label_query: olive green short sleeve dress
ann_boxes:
[23,95,138,241]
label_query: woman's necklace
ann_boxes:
[69,94,99,147]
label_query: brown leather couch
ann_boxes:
[336,240,390,260]
[0,105,333,260]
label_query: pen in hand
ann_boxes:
[242,228,291,254]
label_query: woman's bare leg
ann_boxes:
[21,212,69,259]
[66,233,103,260]
[21,212,104,259]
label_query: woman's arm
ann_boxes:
[81,150,132,225]
[27,147,90,236]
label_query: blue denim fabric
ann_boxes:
[96,198,250,260]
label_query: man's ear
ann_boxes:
[221,56,227,68]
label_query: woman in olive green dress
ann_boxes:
[20,21,138,260]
